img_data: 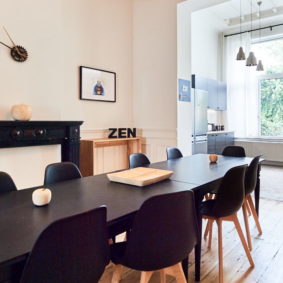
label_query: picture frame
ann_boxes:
[80,66,116,102]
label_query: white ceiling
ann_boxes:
[207,0,283,29]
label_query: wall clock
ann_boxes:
[0,27,28,62]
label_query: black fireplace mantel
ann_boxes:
[0,121,83,167]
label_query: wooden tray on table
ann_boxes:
[107,167,173,187]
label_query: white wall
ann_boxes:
[132,0,178,161]
[0,0,133,188]
[177,0,229,155]
[191,10,223,80]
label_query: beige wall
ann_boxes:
[132,0,178,161]
[0,0,133,188]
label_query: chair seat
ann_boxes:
[110,242,127,265]
[201,199,216,216]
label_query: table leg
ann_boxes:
[182,256,188,279]
[254,163,261,216]
[194,190,203,282]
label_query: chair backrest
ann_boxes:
[122,191,198,271]
[20,206,109,283]
[210,165,247,218]
[129,153,150,169]
[222,146,246,157]
[245,156,261,196]
[44,162,82,185]
[166,147,183,160]
[0,172,17,193]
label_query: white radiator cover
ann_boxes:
[235,140,283,163]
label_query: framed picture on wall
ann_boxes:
[80,66,116,102]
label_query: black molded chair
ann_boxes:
[201,165,254,283]
[222,146,246,157]
[129,153,150,169]
[44,162,82,185]
[205,145,246,200]
[0,172,17,193]
[110,191,198,283]
[166,147,183,160]
[242,156,262,251]
[20,206,109,283]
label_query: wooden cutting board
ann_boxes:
[107,167,173,187]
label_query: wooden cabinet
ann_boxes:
[207,132,234,154]
[80,138,142,176]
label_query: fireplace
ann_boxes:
[0,121,83,167]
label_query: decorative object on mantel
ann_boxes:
[236,0,246,61]
[108,128,136,138]
[32,188,52,206]
[107,167,173,187]
[80,66,116,102]
[209,154,218,163]
[0,27,28,62]
[11,104,32,121]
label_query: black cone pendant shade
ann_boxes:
[237,47,246,60]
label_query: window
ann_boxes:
[253,37,283,137]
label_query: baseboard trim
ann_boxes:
[262,160,283,167]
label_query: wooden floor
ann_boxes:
[99,198,283,283]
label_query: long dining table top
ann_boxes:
[0,154,254,269]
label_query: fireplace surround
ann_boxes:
[0,121,83,167]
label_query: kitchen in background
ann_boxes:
[192,74,234,154]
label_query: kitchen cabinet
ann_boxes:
[207,79,218,110]
[217,82,227,110]
[207,79,227,110]
[207,132,234,154]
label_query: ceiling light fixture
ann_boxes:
[246,0,257,66]
[236,0,246,60]
[256,1,264,71]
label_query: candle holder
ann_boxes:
[32,188,52,206]
[209,154,218,163]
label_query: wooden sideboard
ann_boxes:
[80,138,142,176]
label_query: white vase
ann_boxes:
[11,104,32,121]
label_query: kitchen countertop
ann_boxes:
[207,130,234,134]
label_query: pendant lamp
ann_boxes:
[246,0,257,66]
[256,1,264,71]
[236,0,246,60]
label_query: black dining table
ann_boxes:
[0,154,261,282]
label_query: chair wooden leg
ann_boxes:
[247,194,263,235]
[246,199,252,216]
[140,271,154,283]
[165,263,187,283]
[111,264,123,283]
[204,220,210,240]
[242,200,252,251]
[208,219,213,250]
[159,269,166,283]
[232,214,254,267]
[216,219,224,283]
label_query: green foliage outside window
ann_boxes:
[253,38,283,136]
